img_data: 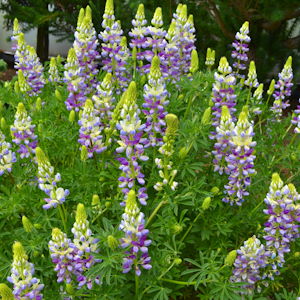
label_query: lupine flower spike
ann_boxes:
[129,4,148,73]
[119,190,152,276]
[292,99,300,133]
[271,56,293,119]
[231,236,267,293]
[7,242,44,299]
[154,114,179,191]
[189,49,199,75]
[11,103,38,158]
[263,173,300,280]
[78,99,106,158]
[116,82,149,205]
[245,61,259,89]
[36,147,70,209]
[210,57,236,134]
[48,57,61,84]
[231,21,250,79]
[143,56,169,147]
[0,130,16,176]
[223,110,256,205]
[73,6,100,95]
[250,83,264,115]
[205,48,215,69]
[64,48,86,111]
[71,203,100,288]
[212,106,235,175]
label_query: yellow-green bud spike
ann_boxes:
[67,48,77,63]
[13,241,27,261]
[28,45,36,56]
[248,61,256,74]
[132,47,137,61]
[284,56,292,69]
[81,145,88,161]
[103,72,112,85]
[50,57,56,68]
[92,194,100,206]
[254,83,264,98]
[13,18,19,32]
[84,98,94,110]
[22,216,34,233]
[187,14,194,25]
[224,250,237,266]
[176,3,183,14]
[75,203,87,223]
[107,235,119,249]
[242,105,249,116]
[136,4,145,18]
[237,111,248,124]
[65,284,75,295]
[152,7,163,27]
[55,89,62,100]
[267,79,275,95]
[52,227,63,239]
[77,8,85,27]
[126,81,137,105]
[211,50,215,61]
[168,20,176,37]
[165,113,179,132]
[206,48,211,60]
[35,147,47,164]
[0,283,13,300]
[36,97,42,111]
[1,117,7,130]
[17,102,26,114]
[85,5,92,20]
[218,57,230,74]
[68,110,75,123]
[120,36,127,48]
[180,4,187,22]
[241,21,249,32]
[210,186,219,195]
[150,56,161,79]
[220,105,231,121]
[201,107,211,125]
[105,0,114,15]
[288,183,296,194]
[202,197,211,210]
[126,190,137,211]
[17,33,25,46]
[190,49,199,74]
[271,173,283,188]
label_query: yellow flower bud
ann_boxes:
[171,224,183,234]
[202,197,211,210]
[201,107,211,125]
[81,145,88,161]
[1,117,7,130]
[174,257,182,265]
[92,194,100,206]
[107,235,119,250]
[22,215,34,233]
[210,186,219,195]
[224,250,237,266]
[190,49,199,74]
[36,97,42,111]
[55,89,62,100]
[69,110,75,123]
[66,283,75,295]
[165,114,179,134]
[267,79,275,95]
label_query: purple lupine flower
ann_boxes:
[231,21,250,78]
[78,99,106,158]
[49,228,77,284]
[10,103,38,159]
[0,130,17,176]
[7,242,44,299]
[71,203,100,289]
[129,4,148,73]
[99,0,130,93]
[271,56,293,119]
[144,7,167,76]
[292,99,300,133]
[119,190,152,276]
[212,106,235,175]
[35,147,70,209]
[92,72,115,126]
[116,82,149,205]
[73,6,100,95]
[223,110,256,205]
[64,48,86,111]
[263,173,300,280]
[48,57,61,84]
[210,57,237,133]
[142,56,169,147]
[230,236,267,293]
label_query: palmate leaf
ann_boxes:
[147,286,172,300]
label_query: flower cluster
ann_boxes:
[231,21,250,78]
[64,48,86,111]
[10,103,38,158]
[154,114,178,191]
[244,61,259,88]
[49,204,100,289]
[129,4,148,72]
[231,236,267,293]
[35,147,70,209]
[143,56,169,147]
[116,82,148,205]
[73,6,100,95]
[263,173,300,280]
[7,242,44,299]
[48,57,61,84]
[211,57,237,132]
[212,106,235,175]
[0,130,16,176]
[92,72,115,125]
[271,56,293,119]
[78,99,106,158]
[223,111,256,205]
[292,100,300,133]
[119,190,152,276]
[205,48,215,69]
[99,0,130,92]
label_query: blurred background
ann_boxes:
[0,0,300,80]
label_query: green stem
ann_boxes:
[135,274,139,300]
[179,211,202,244]
[246,87,251,105]
[282,124,292,140]
[158,261,176,280]
[183,95,197,122]
[92,208,108,224]
[146,199,168,227]
[159,278,196,285]
[58,205,67,232]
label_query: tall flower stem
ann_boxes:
[135,273,139,300]
[146,198,168,227]
[179,211,202,245]
[58,205,67,232]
